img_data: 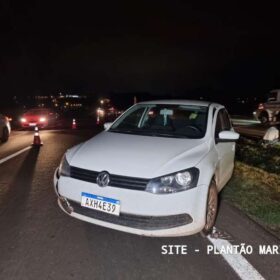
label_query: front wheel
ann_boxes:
[202,180,218,235]
[1,127,9,143]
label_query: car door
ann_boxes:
[214,109,236,190]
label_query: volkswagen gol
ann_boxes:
[54,100,239,237]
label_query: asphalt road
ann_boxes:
[233,124,269,139]
[0,128,279,280]
[231,116,280,138]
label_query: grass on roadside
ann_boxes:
[221,161,280,237]
[236,137,280,174]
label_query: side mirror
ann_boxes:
[216,131,240,143]
[104,122,113,131]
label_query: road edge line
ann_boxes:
[0,146,32,165]
[207,235,265,280]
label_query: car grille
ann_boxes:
[70,166,149,191]
[68,200,193,230]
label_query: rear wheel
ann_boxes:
[202,180,218,235]
[1,127,9,143]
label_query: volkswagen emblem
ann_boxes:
[96,171,110,187]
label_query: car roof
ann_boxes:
[137,99,222,107]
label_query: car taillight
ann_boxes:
[258,103,264,110]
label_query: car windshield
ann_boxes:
[109,104,208,139]
[267,92,278,102]
[26,109,50,115]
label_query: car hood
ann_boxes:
[67,131,210,178]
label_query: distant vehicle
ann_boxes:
[96,107,122,125]
[0,114,11,143]
[254,89,280,124]
[96,98,123,125]
[20,108,59,128]
[54,100,239,237]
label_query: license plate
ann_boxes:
[29,123,36,126]
[81,192,120,216]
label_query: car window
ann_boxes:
[27,109,49,114]
[215,109,232,141]
[110,104,208,139]
[116,107,146,129]
[221,110,232,130]
[215,110,223,139]
[267,92,277,102]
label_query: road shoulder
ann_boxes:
[216,200,279,280]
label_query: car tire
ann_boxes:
[259,112,269,124]
[202,180,218,236]
[1,127,9,143]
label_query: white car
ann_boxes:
[0,114,11,143]
[54,100,239,237]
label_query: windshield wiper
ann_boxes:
[153,133,188,138]
[109,129,134,134]
[109,129,194,139]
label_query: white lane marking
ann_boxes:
[207,235,265,280]
[0,146,32,165]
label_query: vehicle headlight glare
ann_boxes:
[146,168,199,194]
[175,171,192,187]
[39,117,46,122]
[21,118,26,122]
[58,155,70,177]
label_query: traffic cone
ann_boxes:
[32,126,43,146]
[72,118,77,129]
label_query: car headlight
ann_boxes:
[58,155,71,178]
[39,117,46,122]
[146,168,199,194]
[20,118,26,122]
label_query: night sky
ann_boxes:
[1,1,280,101]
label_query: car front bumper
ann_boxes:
[21,123,48,128]
[54,169,208,237]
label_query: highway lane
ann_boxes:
[0,129,73,160]
[234,125,268,138]
[0,131,35,159]
[231,116,280,138]
[0,129,278,280]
